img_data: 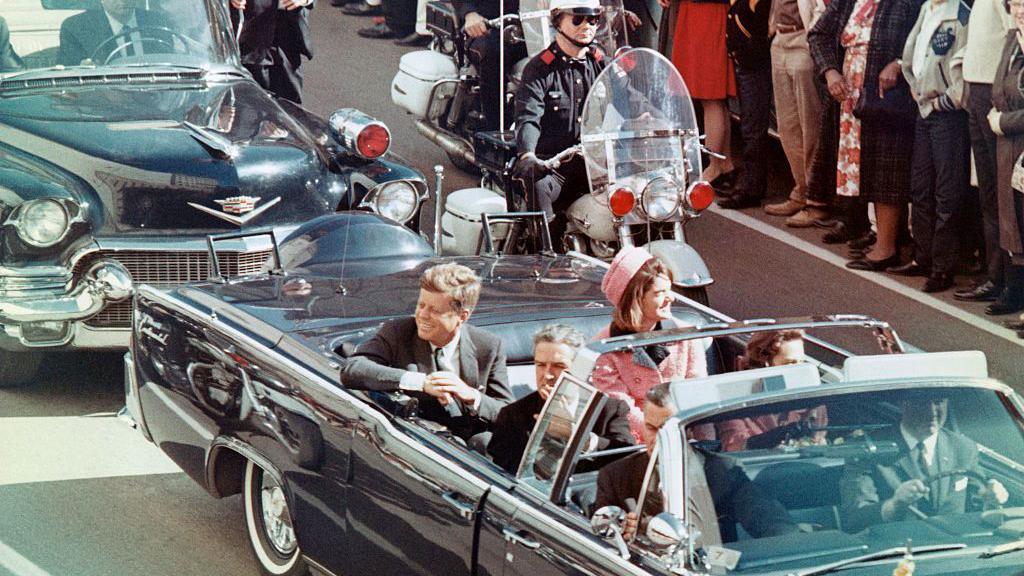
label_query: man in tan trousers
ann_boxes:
[765,0,830,227]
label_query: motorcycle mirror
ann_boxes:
[591,505,625,537]
[646,512,688,550]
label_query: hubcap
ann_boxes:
[260,478,297,557]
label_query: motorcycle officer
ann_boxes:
[459,0,527,130]
[514,0,606,250]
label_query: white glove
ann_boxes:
[982,478,1010,507]
[988,108,1004,136]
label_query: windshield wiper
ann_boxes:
[980,538,1024,558]
[792,544,966,576]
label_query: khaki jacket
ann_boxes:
[900,0,970,117]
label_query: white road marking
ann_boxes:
[0,539,52,576]
[707,205,1024,349]
[0,416,181,487]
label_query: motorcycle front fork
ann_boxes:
[615,221,687,248]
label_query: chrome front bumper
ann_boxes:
[0,260,133,347]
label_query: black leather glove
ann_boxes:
[516,151,551,177]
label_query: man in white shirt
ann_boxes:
[840,395,1008,532]
[340,262,513,440]
[58,0,170,66]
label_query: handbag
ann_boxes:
[852,78,916,123]
[1012,150,1024,194]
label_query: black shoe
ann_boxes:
[357,22,401,38]
[709,170,737,192]
[343,1,382,15]
[716,193,761,209]
[394,32,432,47]
[922,273,954,293]
[953,280,1002,302]
[886,261,929,277]
[822,222,861,244]
[1004,318,1024,330]
[848,231,877,251]
[813,214,839,228]
[846,254,900,271]
[985,289,1024,315]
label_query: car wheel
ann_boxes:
[0,350,42,388]
[244,460,307,576]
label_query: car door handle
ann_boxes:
[502,527,540,550]
[441,491,476,521]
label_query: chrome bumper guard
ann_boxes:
[0,259,133,325]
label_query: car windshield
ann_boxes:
[1,0,234,77]
[673,382,1024,573]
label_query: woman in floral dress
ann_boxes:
[809,0,918,270]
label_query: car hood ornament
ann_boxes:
[188,196,282,226]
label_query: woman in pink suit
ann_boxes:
[592,247,708,441]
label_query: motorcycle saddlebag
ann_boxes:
[473,130,517,173]
[427,1,458,40]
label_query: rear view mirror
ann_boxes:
[590,505,625,537]
[646,512,687,549]
[41,0,96,9]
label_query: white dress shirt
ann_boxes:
[105,11,144,56]
[900,423,939,469]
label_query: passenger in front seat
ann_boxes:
[488,324,634,474]
[0,16,23,72]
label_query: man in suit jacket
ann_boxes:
[58,0,172,66]
[840,395,1008,533]
[595,384,797,542]
[230,0,314,103]
[488,324,634,474]
[341,263,512,440]
[1,17,22,72]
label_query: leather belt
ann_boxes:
[775,23,804,33]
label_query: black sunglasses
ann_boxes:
[570,14,602,26]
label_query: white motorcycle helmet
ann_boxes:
[549,0,603,26]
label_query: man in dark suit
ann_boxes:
[341,262,512,440]
[1,17,22,72]
[230,0,314,103]
[58,0,173,66]
[595,384,797,542]
[488,324,634,474]
[840,395,1008,533]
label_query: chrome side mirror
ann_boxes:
[591,505,625,536]
[646,512,687,550]
[591,506,630,560]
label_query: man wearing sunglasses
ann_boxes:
[514,0,606,251]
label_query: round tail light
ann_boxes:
[685,181,714,212]
[356,123,391,159]
[609,187,636,217]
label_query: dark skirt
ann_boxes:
[858,117,915,205]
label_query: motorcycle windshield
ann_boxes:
[580,48,701,195]
[520,0,626,58]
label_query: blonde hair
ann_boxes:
[611,258,673,333]
[420,263,481,314]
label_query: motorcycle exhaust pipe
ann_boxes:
[414,119,476,166]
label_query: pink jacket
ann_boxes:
[591,323,708,441]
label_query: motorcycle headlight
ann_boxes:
[372,181,419,223]
[14,199,71,247]
[641,177,681,221]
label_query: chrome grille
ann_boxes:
[73,249,273,328]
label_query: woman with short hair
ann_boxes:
[592,247,708,440]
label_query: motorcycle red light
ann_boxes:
[356,123,391,159]
[609,187,636,217]
[686,181,714,212]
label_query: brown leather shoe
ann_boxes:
[786,206,830,228]
[764,199,805,217]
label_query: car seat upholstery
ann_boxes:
[749,461,844,533]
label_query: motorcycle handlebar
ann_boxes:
[486,14,521,29]
[540,145,582,170]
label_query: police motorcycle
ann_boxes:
[391,0,624,185]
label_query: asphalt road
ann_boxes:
[2,6,1023,576]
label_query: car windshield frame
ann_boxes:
[1,0,240,81]
[656,376,1024,574]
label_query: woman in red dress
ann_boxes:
[661,0,737,185]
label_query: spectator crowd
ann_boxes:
[274,0,1024,327]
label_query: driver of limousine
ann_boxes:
[840,394,1009,533]
[340,263,513,441]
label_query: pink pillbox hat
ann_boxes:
[601,246,655,306]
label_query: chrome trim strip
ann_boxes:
[136,284,654,574]
[124,352,153,442]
